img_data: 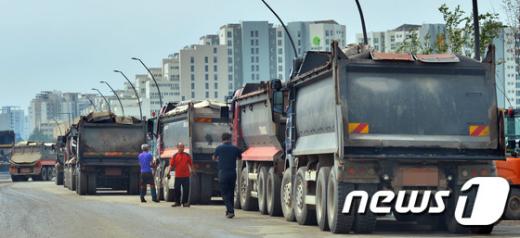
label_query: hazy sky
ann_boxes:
[0,0,507,110]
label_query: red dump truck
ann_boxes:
[9,141,56,181]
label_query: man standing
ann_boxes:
[138,144,158,203]
[213,133,242,218]
[168,143,193,207]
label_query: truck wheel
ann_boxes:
[445,185,468,234]
[353,184,377,233]
[41,167,48,181]
[71,168,77,191]
[200,174,213,204]
[76,169,87,195]
[257,167,268,214]
[56,171,64,185]
[316,166,331,231]
[87,173,96,195]
[281,169,295,221]
[240,167,257,211]
[163,177,174,202]
[234,179,241,209]
[266,167,282,216]
[128,172,139,195]
[189,173,201,204]
[505,187,520,219]
[294,167,316,225]
[327,169,354,234]
[156,174,165,201]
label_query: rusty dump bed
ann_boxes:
[290,45,503,160]
[10,142,55,165]
[77,112,146,161]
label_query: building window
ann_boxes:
[250,31,254,37]
[278,57,282,63]
[278,48,283,54]
[213,57,217,63]
[214,74,218,81]
[255,39,259,45]
[214,65,217,72]
[255,31,259,37]
[251,39,255,45]
[205,83,209,90]
[213,47,217,54]
[190,65,194,72]
[227,48,232,55]
[255,48,259,54]
[228,57,233,64]
[251,65,255,71]
[191,83,195,90]
[191,74,195,81]
[191,92,195,99]
[227,31,232,38]
[205,65,208,72]
[205,74,209,81]
[214,91,218,98]
[214,82,218,89]
[205,91,209,98]
[228,83,233,90]
[228,66,233,72]
[204,57,208,63]
[251,48,254,54]
[256,65,259,71]
[251,56,254,63]
[190,57,194,63]
[277,31,282,37]
[251,74,255,80]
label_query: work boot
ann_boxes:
[140,189,147,203]
[182,203,190,207]
[141,198,147,203]
[171,202,181,207]
[226,212,235,219]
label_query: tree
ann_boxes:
[438,4,505,58]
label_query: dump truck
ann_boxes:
[153,100,230,203]
[231,81,286,215]
[54,135,66,185]
[496,108,520,220]
[63,112,146,195]
[284,43,503,234]
[9,141,56,181]
[0,130,15,171]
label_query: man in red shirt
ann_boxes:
[168,143,193,207]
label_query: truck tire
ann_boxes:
[327,169,354,234]
[128,171,140,195]
[294,167,316,225]
[56,170,64,185]
[71,168,77,191]
[281,169,295,221]
[87,172,96,195]
[76,168,87,195]
[266,167,282,216]
[316,166,331,231]
[156,174,165,201]
[163,176,174,202]
[505,187,520,220]
[239,167,257,211]
[234,179,241,209]
[353,184,377,233]
[41,167,48,181]
[257,166,268,214]
[189,173,201,204]
[200,174,213,204]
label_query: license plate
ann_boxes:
[20,168,32,173]
[105,168,122,176]
[400,167,439,186]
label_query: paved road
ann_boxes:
[0,173,519,238]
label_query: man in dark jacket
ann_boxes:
[213,133,241,218]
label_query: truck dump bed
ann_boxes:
[291,48,502,160]
[78,112,145,161]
